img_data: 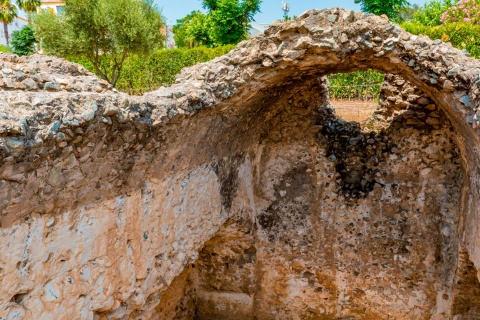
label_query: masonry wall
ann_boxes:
[190,76,469,320]
[1,8,480,320]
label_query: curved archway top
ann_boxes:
[142,8,480,136]
[1,8,479,149]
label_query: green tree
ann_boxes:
[354,0,410,22]
[17,0,40,13]
[0,0,17,44]
[204,0,261,45]
[173,11,212,48]
[173,0,261,48]
[11,24,35,55]
[32,0,165,86]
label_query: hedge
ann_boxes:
[402,22,480,58]
[328,70,385,101]
[69,45,235,95]
[67,22,479,97]
[328,22,480,100]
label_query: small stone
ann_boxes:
[459,95,470,105]
[327,14,338,23]
[417,97,430,105]
[46,217,55,227]
[6,137,24,149]
[10,101,32,109]
[12,71,26,81]
[44,81,61,91]
[10,121,26,135]
[22,77,37,91]
[426,117,441,126]
[49,121,61,134]
[420,168,433,176]
[103,105,118,116]
[318,38,335,49]
[349,137,361,145]
[102,116,112,125]
[36,72,53,83]
[443,80,455,91]
[342,10,354,23]
[402,110,415,119]
[81,110,96,121]
[295,36,312,50]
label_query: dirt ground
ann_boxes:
[330,99,378,123]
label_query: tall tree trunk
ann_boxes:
[3,21,9,45]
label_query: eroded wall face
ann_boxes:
[192,78,466,320]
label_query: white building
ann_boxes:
[0,0,65,46]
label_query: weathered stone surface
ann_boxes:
[1,7,480,320]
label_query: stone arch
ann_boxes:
[0,7,480,320]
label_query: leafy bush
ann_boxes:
[440,0,480,24]
[0,44,11,53]
[328,70,385,101]
[402,21,480,58]
[11,25,36,56]
[69,45,235,94]
[411,0,454,26]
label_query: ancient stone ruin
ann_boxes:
[1,8,480,320]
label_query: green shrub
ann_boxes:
[11,25,36,56]
[68,45,235,94]
[411,0,454,26]
[0,44,11,53]
[328,70,385,101]
[402,21,480,58]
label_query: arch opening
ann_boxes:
[328,70,383,123]
[150,72,476,319]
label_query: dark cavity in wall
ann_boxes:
[257,165,313,242]
[315,106,395,200]
[212,154,244,212]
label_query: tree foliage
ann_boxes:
[0,0,18,44]
[354,0,410,21]
[411,0,454,26]
[32,0,165,86]
[207,0,261,45]
[173,0,261,48]
[173,11,213,48]
[0,0,39,44]
[17,0,40,13]
[11,25,35,55]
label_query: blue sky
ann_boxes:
[156,0,432,25]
